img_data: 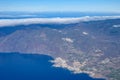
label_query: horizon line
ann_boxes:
[0,11,120,14]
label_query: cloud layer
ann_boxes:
[0,16,120,27]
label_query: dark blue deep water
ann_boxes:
[0,52,105,80]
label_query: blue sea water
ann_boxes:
[0,52,105,80]
[0,12,120,19]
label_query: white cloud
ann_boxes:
[113,24,120,28]
[0,18,80,27]
[0,16,120,27]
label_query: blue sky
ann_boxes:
[0,0,120,12]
